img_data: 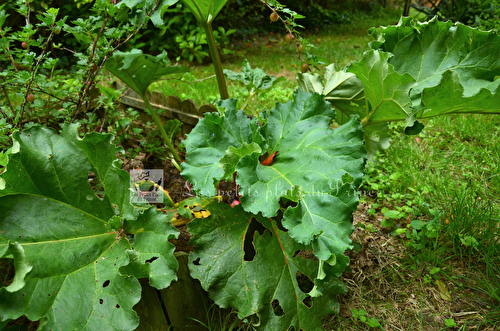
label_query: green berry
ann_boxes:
[270,12,278,22]
[285,33,294,42]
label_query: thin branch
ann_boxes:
[18,31,55,127]
[258,0,306,63]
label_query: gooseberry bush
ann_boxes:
[2,1,500,330]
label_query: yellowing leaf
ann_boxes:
[435,280,452,301]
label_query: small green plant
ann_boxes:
[423,267,441,284]
[444,317,457,328]
[189,303,254,331]
[223,59,286,113]
[351,308,382,329]
[443,188,498,256]
[356,222,377,233]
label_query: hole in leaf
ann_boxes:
[87,171,105,200]
[193,258,201,266]
[99,299,103,304]
[296,271,314,293]
[273,211,287,232]
[302,296,312,308]
[145,256,158,264]
[293,250,316,260]
[272,299,285,316]
[115,304,120,308]
[243,219,266,262]
[103,280,110,288]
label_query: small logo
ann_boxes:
[130,169,164,203]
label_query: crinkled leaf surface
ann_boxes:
[302,17,500,156]
[239,92,365,264]
[188,201,347,331]
[0,125,179,330]
[366,16,500,119]
[182,90,366,265]
[297,64,390,157]
[105,49,189,98]
[181,108,266,196]
[370,16,500,99]
[347,50,416,126]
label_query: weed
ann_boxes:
[188,302,254,331]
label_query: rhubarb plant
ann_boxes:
[0,125,180,330]
[298,16,500,155]
[181,90,366,329]
[0,91,365,331]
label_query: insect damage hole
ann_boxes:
[145,256,158,263]
[296,271,314,294]
[102,280,110,288]
[302,296,312,308]
[192,258,201,266]
[272,299,285,316]
[243,218,266,262]
[87,171,105,200]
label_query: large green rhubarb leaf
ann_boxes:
[370,16,500,100]
[182,90,366,266]
[346,50,416,155]
[0,125,179,330]
[300,17,500,156]
[361,16,500,123]
[188,201,348,331]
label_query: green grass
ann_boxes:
[366,114,500,216]
[357,113,500,330]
